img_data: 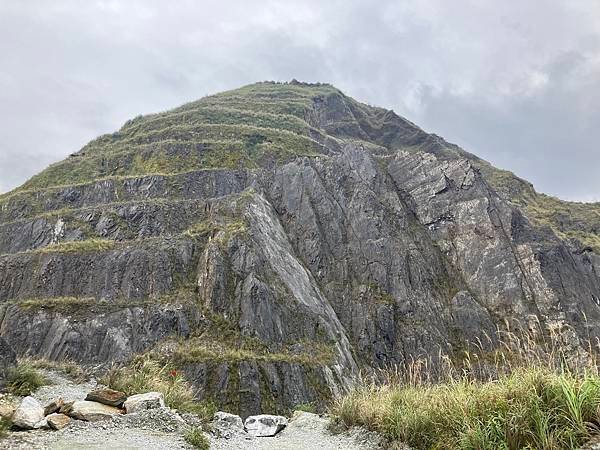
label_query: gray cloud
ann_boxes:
[1,0,599,200]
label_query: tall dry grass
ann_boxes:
[332,318,600,450]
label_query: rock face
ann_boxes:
[123,392,165,413]
[1,81,599,415]
[244,414,288,437]
[11,396,45,429]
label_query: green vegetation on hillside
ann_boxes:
[4,80,598,256]
[13,287,198,315]
[479,163,600,253]
[168,335,335,366]
[31,238,116,254]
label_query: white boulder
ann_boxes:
[123,392,165,414]
[244,414,288,437]
[213,411,245,438]
[11,396,44,429]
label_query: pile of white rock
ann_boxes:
[10,388,165,431]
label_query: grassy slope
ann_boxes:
[7,82,340,193]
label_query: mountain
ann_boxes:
[1,80,599,417]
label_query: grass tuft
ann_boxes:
[184,427,210,449]
[6,362,47,396]
[31,239,115,254]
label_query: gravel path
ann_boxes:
[2,371,383,450]
[32,370,97,405]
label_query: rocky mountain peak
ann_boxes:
[1,81,599,416]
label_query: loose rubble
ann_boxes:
[212,411,247,439]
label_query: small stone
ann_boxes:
[62,400,121,421]
[11,396,45,430]
[44,398,65,416]
[47,413,71,430]
[123,392,165,414]
[85,388,127,407]
[244,414,288,437]
[33,417,49,429]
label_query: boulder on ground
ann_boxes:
[62,400,121,421]
[85,388,127,407]
[44,398,65,416]
[213,411,245,438]
[244,414,288,437]
[11,396,44,430]
[46,413,71,430]
[123,392,165,414]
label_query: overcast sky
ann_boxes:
[1,0,599,201]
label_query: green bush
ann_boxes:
[6,363,47,396]
[184,427,210,449]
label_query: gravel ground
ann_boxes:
[209,411,383,450]
[2,370,384,449]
